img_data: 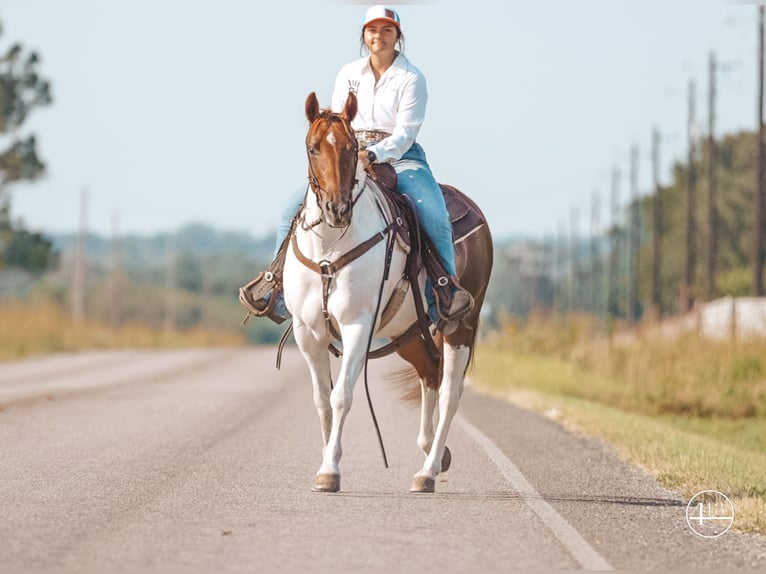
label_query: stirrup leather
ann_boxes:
[238,269,288,325]
[238,216,296,325]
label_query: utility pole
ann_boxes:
[109,212,121,329]
[627,144,640,323]
[651,127,662,317]
[543,234,555,314]
[607,166,620,320]
[71,188,88,321]
[552,225,559,314]
[570,207,580,313]
[557,220,572,317]
[756,6,765,297]
[590,189,602,318]
[164,233,177,331]
[707,51,718,300]
[682,79,697,312]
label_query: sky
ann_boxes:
[0,0,760,240]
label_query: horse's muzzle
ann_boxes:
[324,199,352,228]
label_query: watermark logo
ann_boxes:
[686,490,734,538]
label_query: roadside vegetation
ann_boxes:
[0,297,247,362]
[474,315,766,534]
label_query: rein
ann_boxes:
[299,180,368,232]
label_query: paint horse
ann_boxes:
[284,91,493,493]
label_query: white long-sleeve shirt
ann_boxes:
[331,53,427,163]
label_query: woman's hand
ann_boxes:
[358,150,372,170]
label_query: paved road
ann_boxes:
[1,347,764,570]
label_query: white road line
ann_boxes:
[456,413,614,571]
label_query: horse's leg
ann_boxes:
[394,333,452,478]
[292,323,334,459]
[411,341,470,493]
[314,320,373,492]
[417,378,437,457]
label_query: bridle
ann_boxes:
[294,108,401,327]
[303,111,362,230]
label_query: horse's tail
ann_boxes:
[461,319,481,377]
[386,364,422,406]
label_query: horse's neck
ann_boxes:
[298,178,385,260]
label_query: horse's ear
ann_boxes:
[341,91,358,123]
[305,92,320,123]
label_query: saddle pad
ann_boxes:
[440,184,486,242]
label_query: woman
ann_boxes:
[242,4,472,333]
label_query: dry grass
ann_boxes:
[473,315,766,534]
[492,314,766,420]
[0,298,247,361]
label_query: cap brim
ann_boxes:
[363,17,400,28]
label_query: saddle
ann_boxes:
[367,163,486,248]
[240,164,486,365]
[362,163,486,361]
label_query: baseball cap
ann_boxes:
[363,5,401,28]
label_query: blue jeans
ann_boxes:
[275,143,455,274]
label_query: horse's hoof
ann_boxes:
[410,476,435,493]
[312,473,340,492]
[441,446,452,473]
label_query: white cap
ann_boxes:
[363,5,401,28]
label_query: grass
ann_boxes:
[473,318,766,534]
[0,298,247,361]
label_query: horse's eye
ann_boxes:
[307,145,318,156]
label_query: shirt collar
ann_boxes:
[362,51,405,75]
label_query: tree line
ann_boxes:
[0,19,55,273]
[494,128,763,324]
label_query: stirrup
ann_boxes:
[238,271,289,325]
[434,281,474,335]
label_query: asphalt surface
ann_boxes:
[0,346,765,570]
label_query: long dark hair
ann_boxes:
[359,27,405,57]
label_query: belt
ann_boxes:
[355,130,391,145]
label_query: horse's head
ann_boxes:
[304,91,359,228]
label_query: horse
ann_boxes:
[282,90,493,493]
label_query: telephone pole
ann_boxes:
[627,144,640,323]
[607,166,620,320]
[756,6,765,297]
[109,212,121,329]
[651,127,662,316]
[555,220,566,314]
[71,188,88,321]
[681,79,697,312]
[570,206,580,312]
[706,51,718,300]
[590,189,602,318]
[164,233,177,331]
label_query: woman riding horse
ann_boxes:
[242,4,473,334]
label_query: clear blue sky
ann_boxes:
[0,0,759,240]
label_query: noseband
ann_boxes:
[305,112,361,228]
